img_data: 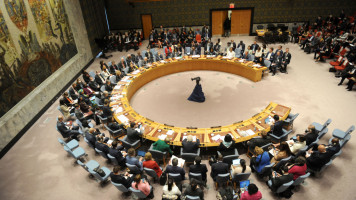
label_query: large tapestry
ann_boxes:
[0,0,77,118]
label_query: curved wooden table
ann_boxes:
[110,56,290,147]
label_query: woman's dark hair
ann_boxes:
[133,174,141,189]
[298,135,306,142]
[247,183,259,195]
[190,179,198,191]
[240,159,247,173]
[273,115,279,121]
[59,99,65,105]
[295,156,306,166]
[279,141,292,156]
[195,156,201,165]
[167,178,174,191]
[224,134,232,143]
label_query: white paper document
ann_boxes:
[166,130,174,135]
[158,134,167,140]
[131,70,140,75]
[121,76,131,82]
[170,155,185,166]
[117,115,129,123]
[114,85,121,90]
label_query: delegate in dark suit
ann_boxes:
[271,54,282,75]
[126,127,142,143]
[110,173,133,188]
[101,105,113,118]
[57,121,80,139]
[85,132,96,147]
[95,141,110,155]
[189,163,208,181]
[109,147,126,166]
[166,165,185,180]
[269,173,293,192]
[210,161,229,181]
[237,42,245,53]
[306,151,333,171]
[182,138,200,153]
[281,51,292,73]
[95,74,104,85]
[271,120,284,137]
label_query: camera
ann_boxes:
[191,77,201,81]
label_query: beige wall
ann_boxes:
[0,0,93,152]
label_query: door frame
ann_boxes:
[140,13,153,40]
[209,7,254,36]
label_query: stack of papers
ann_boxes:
[174,57,182,60]
[121,76,131,82]
[253,64,261,67]
[207,55,216,58]
[131,70,140,75]
[117,115,129,123]
[160,60,166,63]
[158,134,167,140]
[211,134,225,141]
[114,107,123,114]
[110,95,123,101]
[192,55,200,58]
[114,85,121,90]
[170,155,185,166]
[182,135,197,142]
[245,129,256,136]
[166,130,174,135]
[239,59,245,62]
[232,159,241,166]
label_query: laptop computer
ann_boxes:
[240,180,250,191]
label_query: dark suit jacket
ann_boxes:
[251,44,259,52]
[327,143,341,156]
[95,74,104,85]
[101,106,113,118]
[89,81,100,91]
[272,56,282,67]
[105,84,113,92]
[184,185,204,200]
[304,133,318,146]
[271,121,284,137]
[57,122,71,138]
[283,52,292,64]
[270,174,293,192]
[166,165,185,180]
[85,132,96,147]
[110,173,133,188]
[145,52,154,62]
[95,141,110,155]
[182,139,200,153]
[189,164,208,181]
[217,141,236,156]
[264,52,275,61]
[306,151,333,171]
[210,162,229,181]
[107,122,122,131]
[126,127,142,143]
[109,147,125,163]
[237,43,245,53]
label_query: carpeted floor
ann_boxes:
[0,36,355,200]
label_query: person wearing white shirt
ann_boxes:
[254,47,263,61]
[227,47,235,58]
[288,135,307,154]
[163,178,181,200]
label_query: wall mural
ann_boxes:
[0,0,77,118]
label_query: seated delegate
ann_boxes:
[182,135,200,153]
[152,137,173,155]
[143,152,162,178]
[217,134,236,157]
[250,146,270,174]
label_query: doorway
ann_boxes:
[141,14,153,39]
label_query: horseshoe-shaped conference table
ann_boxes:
[110,55,291,147]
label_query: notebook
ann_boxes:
[240,180,250,191]
[232,159,241,166]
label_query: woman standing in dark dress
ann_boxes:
[188,77,205,103]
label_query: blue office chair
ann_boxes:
[185,47,191,55]
[253,162,275,178]
[332,125,355,140]
[269,180,294,196]
[292,172,310,187]
[270,128,292,143]
[111,181,130,194]
[217,149,239,165]
[148,143,167,166]
[235,48,241,58]
[88,166,111,184]
[109,75,117,84]
[107,154,119,165]
[189,172,203,182]
[274,156,292,170]
[215,173,230,189]
[89,71,96,78]
[100,85,106,93]
[180,148,200,164]
[230,172,251,189]
[144,167,159,182]
[77,160,100,172]
[126,163,142,174]
[284,113,299,129]
[95,148,109,159]
[129,186,153,199]
[185,195,200,200]
[311,118,332,133]
[118,136,141,150]
[84,137,95,149]
[58,138,79,150]
[63,146,86,161]
[317,128,328,139]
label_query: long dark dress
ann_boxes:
[188,79,205,102]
